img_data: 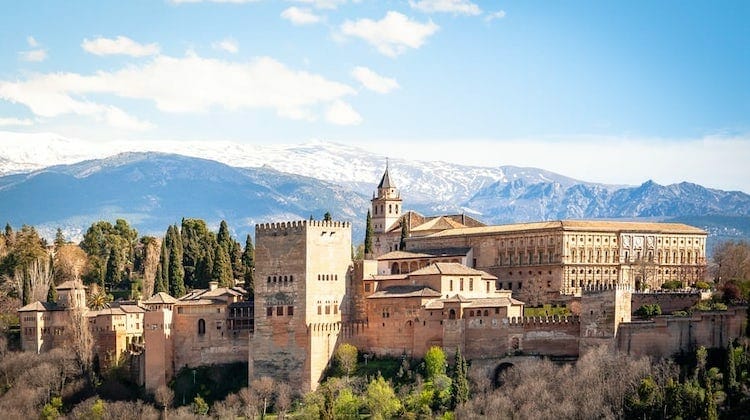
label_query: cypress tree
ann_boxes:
[451,347,470,408]
[47,281,57,303]
[168,225,186,297]
[399,218,408,250]
[156,235,169,294]
[323,211,332,221]
[54,228,65,251]
[364,210,373,256]
[104,247,120,290]
[212,242,233,287]
[22,274,31,305]
[217,220,232,253]
[242,234,254,294]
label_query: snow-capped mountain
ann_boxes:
[2,131,750,248]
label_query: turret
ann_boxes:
[371,161,403,234]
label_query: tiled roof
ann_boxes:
[18,301,58,312]
[408,262,497,280]
[56,280,86,290]
[377,250,434,260]
[411,216,467,232]
[367,285,441,299]
[378,167,395,189]
[143,292,177,304]
[421,220,706,238]
[417,247,472,257]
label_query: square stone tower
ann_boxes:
[250,220,352,391]
[579,284,632,352]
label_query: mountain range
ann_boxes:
[1,132,749,251]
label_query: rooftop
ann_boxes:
[367,285,441,299]
[408,262,498,280]
[420,220,706,238]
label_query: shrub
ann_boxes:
[661,281,682,290]
[695,281,711,290]
[634,304,662,318]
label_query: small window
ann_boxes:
[267,307,273,317]
[277,306,283,316]
[198,319,206,335]
[287,306,294,316]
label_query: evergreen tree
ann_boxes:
[324,211,332,221]
[242,234,255,294]
[4,223,14,246]
[399,218,408,250]
[104,247,120,290]
[364,210,373,256]
[451,348,470,408]
[212,242,233,287]
[156,235,169,294]
[230,239,245,280]
[47,281,57,303]
[217,220,232,253]
[167,225,186,297]
[22,274,31,305]
[154,263,166,294]
[54,228,66,251]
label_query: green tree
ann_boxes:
[47,280,57,303]
[154,240,168,294]
[335,343,358,377]
[364,210,373,256]
[333,388,361,420]
[54,227,66,251]
[217,220,232,253]
[400,218,408,250]
[104,246,120,290]
[167,225,186,297]
[212,242,233,287]
[324,211,332,221]
[22,274,31,305]
[40,396,63,420]
[365,375,401,420]
[425,346,447,380]
[242,234,254,294]
[451,347,470,408]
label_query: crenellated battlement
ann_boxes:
[581,283,632,294]
[309,321,343,335]
[506,315,580,326]
[255,220,352,235]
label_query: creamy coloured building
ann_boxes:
[369,166,708,305]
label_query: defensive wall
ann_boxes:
[631,291,708,314]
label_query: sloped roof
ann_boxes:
[411,216,467,232]
[418,247,472,257]
[179,286,247,302]
[465,297,524,308]
[421,220,705,238]
[56,280,86,290]
[367,285,441,299]
[408,262,498,280]
[18,301,58,312]
[377,250,434,260]
[143,292,177,305]
[378,167,395,189]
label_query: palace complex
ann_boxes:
[18,165,746,393]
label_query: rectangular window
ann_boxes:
[325,305,330,315]
[450,279,453,291]
[287,306,294,316]
[460,278,464,291]
[365,283,371,292]
[469,278,473,291]
[276,306,283,316]
[333,304,338,314]
[317,306,322,315]
[266,307,273,317]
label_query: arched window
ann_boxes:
[449,309,456,319]
[198,319,205,335]
[391,262,400,274]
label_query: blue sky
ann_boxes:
[1,1,748,191]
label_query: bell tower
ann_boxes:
[371,160,403,235]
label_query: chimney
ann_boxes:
[209,281,218,291]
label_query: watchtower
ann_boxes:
[250,219,352,391]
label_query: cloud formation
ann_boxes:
[409,0,481,16]
[351,66,399,94]
[0,117,34,127]
[325,100,362,125]
[19,36,47,62]
[485,10,506,22]
[0,53,358,129]
[213,37,239,53]
[82,36,160,57]
[340,11,439,57]
[281,7,322,25]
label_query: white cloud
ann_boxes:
[409,0,481,16]
[351,66,399,94]
[0,53,357,129]
[289,0,348,10]
[281,7,321,25]
[27,36,39,47]
[340,11,439,57]
[325,100,362,125]
[19,49,47,62]
[0,117,33,127]
[485,10,506,22]
[213,37,239,53]
[81,36,160,57]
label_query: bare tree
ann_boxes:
[54,244,88,284]
[66,306,94,384]
[251,376,276,419]
[155,384,174,418]
[275,383,292,420]
[239,387,259,419]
